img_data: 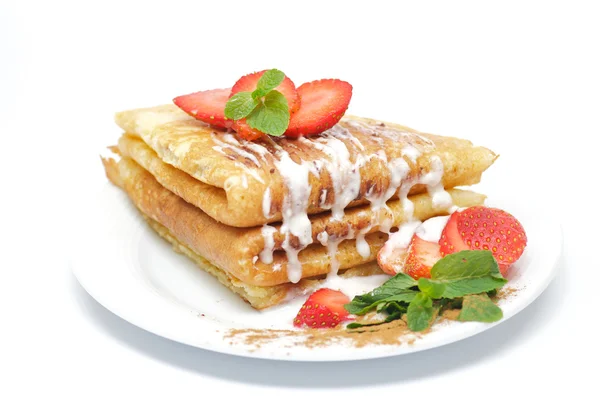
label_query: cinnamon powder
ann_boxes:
[224,287,521,350]
[225,317,419,350]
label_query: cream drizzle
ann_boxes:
[355,230,371,259]
[326,237,342,279]
[273,151,314,283]
[259,225,277,264]
[212,135,261,167]
[262,187,271,218]
[212,119,458,286]
[299,128,364,220]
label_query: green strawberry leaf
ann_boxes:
[224,92,259,120]
[407,293,438,332]
[458,294,503,323]
[417,251,507,299]
[253,69,285,99]
[246,90,289,136]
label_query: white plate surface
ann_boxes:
[72,184,562,361]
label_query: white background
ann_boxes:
[1,0,599,396]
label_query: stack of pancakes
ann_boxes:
[102,104,496,309]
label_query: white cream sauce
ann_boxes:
[274,151,314,283]
[211,119,457,286]
[416,215,450,242]
[379,220,422,261]
[262,187,271,219]
[259,225,277,264]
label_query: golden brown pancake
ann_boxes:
[102,156,486,287]
[115,105,497,227]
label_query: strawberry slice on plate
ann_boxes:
[231,70,301,113]
[173,88,232,128]
[285,79,353,138]
[439,206,527,275]
[404,234,442,280]
[294,288,350,328]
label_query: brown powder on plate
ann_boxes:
[225,316,421,350]
[224,287,522,350]
[495,286,520,301]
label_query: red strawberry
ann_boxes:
[439,212,469,256]
[173,88,232,128]
[285,79,353,138]
[294,288,350,329]
[230,70,300,113]
[404,235,442,280]
[231,119,264,141]
[377,244,408,275]
[439,207,527,275]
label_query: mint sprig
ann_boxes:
[246,90,289,136]
[225,92,259,120]
[224,68,290,136]
[344,250,507,332]
[458,293,503,323]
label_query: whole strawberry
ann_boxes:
[294,288,350,328]
[439,206,527,275]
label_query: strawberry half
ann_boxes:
[439,212,469,256]
[439,207,527,275]
[294,288,350,329]
[173,88,232,128]
[377,244,408,276]
[230,70,300,113]
[285,79,353,138]
[404,234,442,280]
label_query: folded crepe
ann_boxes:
[115,105,497,228]
[104,104,496,308]
[103,155,486,286]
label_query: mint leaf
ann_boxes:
[417,279,446,298]
[418,276,505,299]
[407,293,438,332]
[371,273,418,295]
[246,90,289,136]
[253,69,285,99]
[431,250,504,280]
[346,291,417,316]
[345,273,417,315]
[379,301,407,315]
[458,294,503,323]
[346,311,403,330]
[418,251,507,299]
[224,92,259,120]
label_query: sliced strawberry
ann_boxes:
[439,212,469,256]
[404,235,442,280]
[377,244,408,276]
[439,207,527,275]
[285,79,353,138]
[231,119,264,141]
[173,88,232,128]
[294,288,350,329]
[230,70,300,113]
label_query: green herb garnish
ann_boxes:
[344,250,507,332]
[224,69,290,136]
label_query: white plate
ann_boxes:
[72,184,562,361]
